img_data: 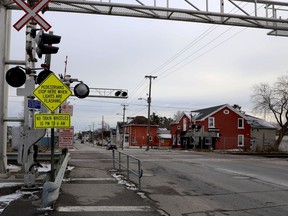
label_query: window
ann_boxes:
[208,117,215,128]
[205,138,212,145]
[149,136,153,141]
[223,109,229,114]
[183,118,187,131]
[238,135,244,147]
[238,118,244,129]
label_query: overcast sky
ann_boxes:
[7,1,288,132]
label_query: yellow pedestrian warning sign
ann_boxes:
[34,113,71,129]
[33,73,72,112]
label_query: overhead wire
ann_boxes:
[78,2,265,123]
[127,2,250,105]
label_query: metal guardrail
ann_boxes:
[41,152,70,208]
[112,150,143,190]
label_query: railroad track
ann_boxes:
[7,152,62,164]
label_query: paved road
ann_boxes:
[48,143,161,216]
[1,142,161,216]
[122,149,288,216]
[2,143,288,216]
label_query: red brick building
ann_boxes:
[124,116,158,147]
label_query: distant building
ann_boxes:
[246,115,277,151]
[156,128,172,148]
[170,112,192,148]
[120,104,276,151]
[169,104,277,151]
[191,104,276,151]
[124,116,158,148]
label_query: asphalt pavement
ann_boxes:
[0,142,161,216]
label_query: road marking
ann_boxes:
[70,178,115,181]
[57,206,152,212]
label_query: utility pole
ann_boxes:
[120,104,128,150]
[145,75,157,151]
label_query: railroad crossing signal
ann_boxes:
[5,67,26,88]
[35,30,61,58]
[13,0,52,31]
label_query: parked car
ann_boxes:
[106,143,117,150]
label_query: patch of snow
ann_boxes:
[0,189,41,213]
[7,164,20,171]
[38,164,51,172]
[0,191,23,213]
[111,173,137,190]
[0,182,22,188]
[67,166,75,171]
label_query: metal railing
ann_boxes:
[112,150,143,190]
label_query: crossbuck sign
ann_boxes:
[13,0,52,31]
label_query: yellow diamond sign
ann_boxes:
[33,73,72,112]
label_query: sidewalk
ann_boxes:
[1,143,161,216]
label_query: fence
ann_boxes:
[112,150,143,190]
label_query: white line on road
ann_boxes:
[57,206,152,212]
[70,178,115,181]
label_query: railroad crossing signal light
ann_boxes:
[35,30,61,58]
[115,90,128,97]
[37,69,52,84]
[6,67,26,87]
[74,83,90,99]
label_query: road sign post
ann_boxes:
[33,73,72,180]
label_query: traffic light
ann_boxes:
[74,83,90,99]
[35,30,61,58]
[6,67,26,87]
[115,90,128,98]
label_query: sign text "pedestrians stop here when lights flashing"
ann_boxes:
[33,73,72,112]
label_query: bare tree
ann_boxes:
[251,75,288,149]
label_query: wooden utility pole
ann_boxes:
[120,104,128,150]
[145,75,157,151]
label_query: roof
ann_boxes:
[191,104,226,121]
[157,134,172,139]
[171,112,191,125]
[191,104,247,121]
[245,115,277,130]
[127,116,157,126]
